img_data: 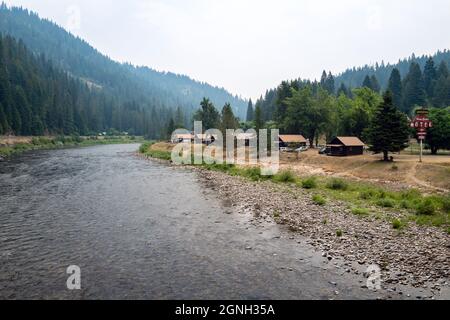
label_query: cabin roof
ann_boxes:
[174,134,194,140]
[279,135,307,143]
[330,137,365,147]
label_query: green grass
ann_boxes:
[352,207,370,216]
[272,170,297,183]
[392,218,407,230]
[301,177,317,189]
[138,143,450,233]
[312,194,327,206]
[326,178,348,191]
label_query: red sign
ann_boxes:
[410,109,432,139]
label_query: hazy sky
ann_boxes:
[4,0,450,100]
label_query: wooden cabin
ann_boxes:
[172,133,194,144]
[279,135,308,149]
[327,137,365,156]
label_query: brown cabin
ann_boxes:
[279,135,308,149]
[327,137,365,156]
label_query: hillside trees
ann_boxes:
[367,91,410,161]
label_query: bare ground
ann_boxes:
[196,168,450,297]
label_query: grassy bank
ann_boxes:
[140,141,450,233]
[0,135,144,158]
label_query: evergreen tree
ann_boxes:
[166,118,175,139]
[432,75,450,108]
[362,75,373,89]
[194,98,221,130]
[325,72,335,94]
[402,62,426,114]
[221,103,238,132]
[337,83,351,98]
[426,107,450,154]
[437,61,449,79]
[254,104,264,134]
[246,99,254,122]
[388,68,403,110]
[367,91,410,161]
[370,75,380,93]
[423,57,437,98]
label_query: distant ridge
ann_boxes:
[0,3,247,119]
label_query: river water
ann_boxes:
[0,144,382,300]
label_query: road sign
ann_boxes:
[410,108,433,162]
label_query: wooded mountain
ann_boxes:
[0,4,247,137]
[335,50,450,91]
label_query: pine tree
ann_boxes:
[432,75,450,108]
[402,62,426,114]
[325,72,335,94]
[221,103,238,132]
[423,58,437,99]
[388,68,403,110]
[367,91,410,161]
[166,118,175,139]
[370,75,380,93]
[246,99,254,122]
[337,83,351,98]
[362,75,373,89]
[426,107,450,154]
[254,104,264,134]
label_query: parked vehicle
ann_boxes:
[319,147,328,155]
[295,146,310,152]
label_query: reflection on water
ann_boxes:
[0,144,376,299]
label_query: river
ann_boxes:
[0,144,382,299]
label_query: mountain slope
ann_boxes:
[0,4,247,120]
[335,50,450,90]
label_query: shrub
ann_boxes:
[326,178,348,191]
[352,207,369,216]
[392,219,405,230]
[312,194,326,206]
[359,189,376,200]
[441,196,450,214]
[401,189,421,200]
[336,229,343,237]
[416,198,437,216]
[391,164,399,171]
[243,167,265,181]
[301,177,317,189]
[272,170,296,183]
[376,198,395,208]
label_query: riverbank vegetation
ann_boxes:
[0,135,143,158]
[139,142,450,233]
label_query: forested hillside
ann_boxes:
[0,4,247,137]
[0,34,171,136]
[335,51,450,91]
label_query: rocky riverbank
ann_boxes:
[195,167,450,298]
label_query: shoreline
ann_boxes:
[139,149,450,299]
[0,136,145,160]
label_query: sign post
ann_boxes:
[410,108,432,163]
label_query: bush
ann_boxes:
[376,198,395,208]
[392,219,405,230]
[359,189,376,200]
[301,177,317,189]
[272,170,296,183]
[441,196,450,214]
[336,229,343,237]
[243,167,265,181]
[312,194,326,206]
[352,207,369,216]
[416,198,437,216]
[326,178,348,191]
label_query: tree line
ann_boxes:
[0,34,174,137]
[240,60,450,155]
